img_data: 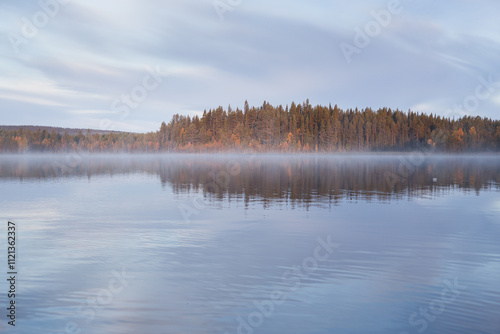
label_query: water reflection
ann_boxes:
[1,154,499,206]
[0,154,499,334]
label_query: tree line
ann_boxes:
[1,100,499,152]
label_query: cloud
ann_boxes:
[0,92,68,107]
[69,109,116,115]
[0,1,499,132]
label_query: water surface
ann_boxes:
[0,154,499,334]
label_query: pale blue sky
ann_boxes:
[1,0,499,132]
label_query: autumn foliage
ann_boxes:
[1,100,499,152]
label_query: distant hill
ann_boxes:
[0,125,128,135]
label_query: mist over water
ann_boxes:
[1,153,499,201]
[0,154,499,334]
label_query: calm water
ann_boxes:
[0,154,499,334]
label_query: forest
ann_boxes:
[1,100,499,152]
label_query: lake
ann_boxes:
[0,154,499,334]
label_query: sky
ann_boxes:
[0,0,499,133]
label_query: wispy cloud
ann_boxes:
[0,0,499,132]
